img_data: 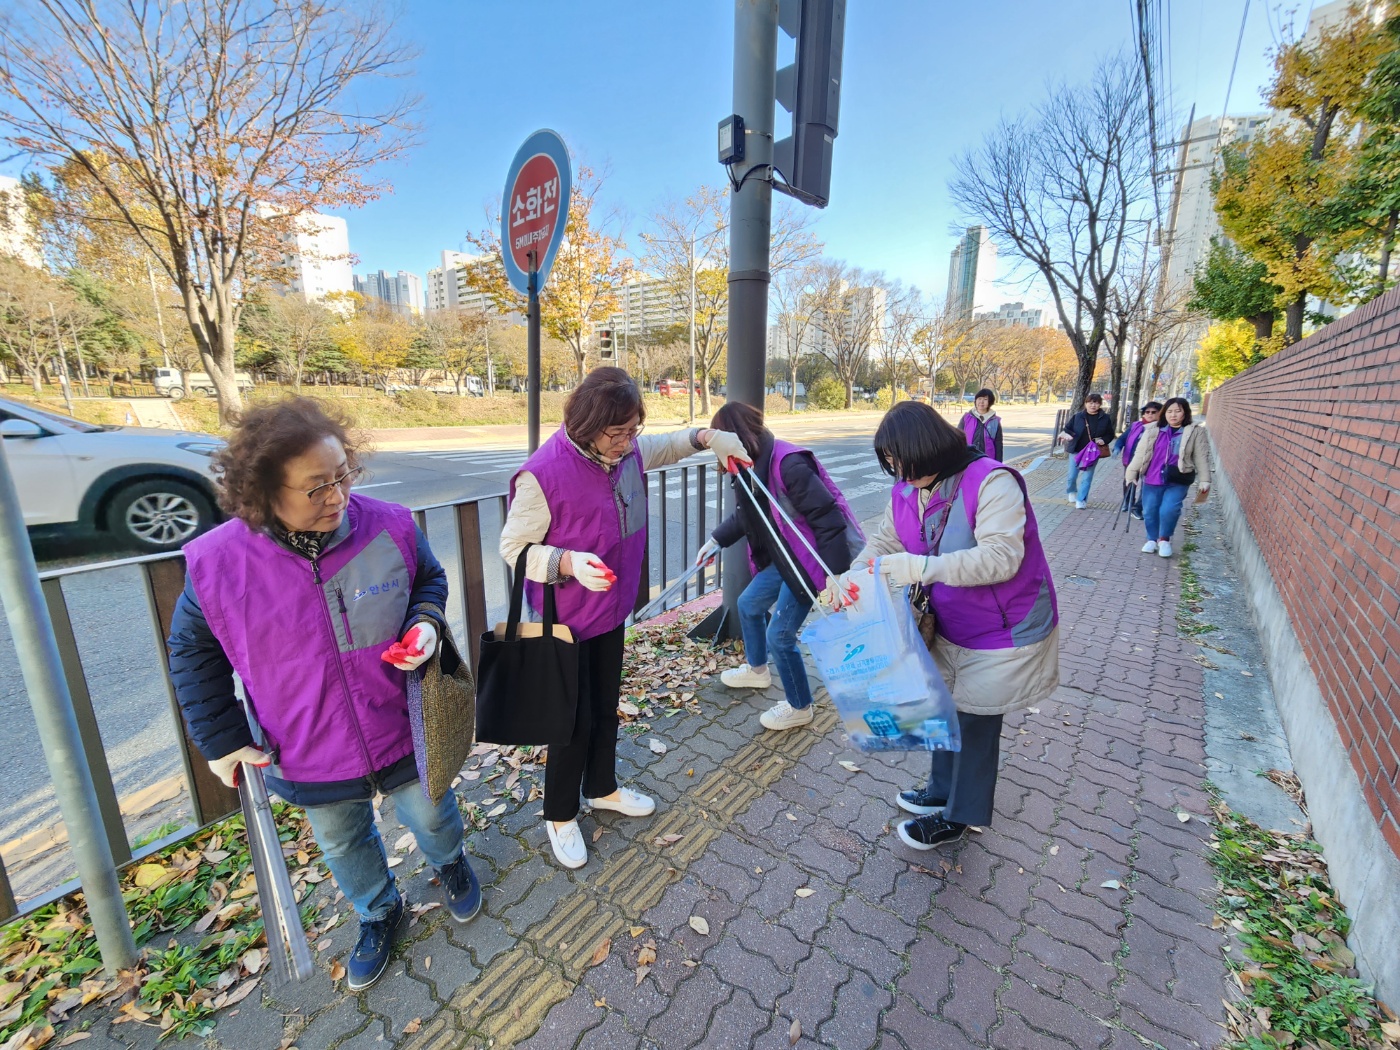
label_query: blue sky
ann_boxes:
[5,0,1288,306]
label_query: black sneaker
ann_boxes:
[896,787,947,816]
[1130,510,1144,520]
[897,816,968,851]
[437,854,482,924]
[345,897,405,991]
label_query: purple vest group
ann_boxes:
[511,429,649,641]
[892,458,1058,651]
[184,496,420,783]
[960,412,1000,460]
[1144,425,1182,486]
[750,439,865,593]
[1121,419,1146,466]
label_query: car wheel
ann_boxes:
[194,387,212,398]
[168,386,186,401]
[105,479,216,551]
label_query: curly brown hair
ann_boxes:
[212,397,362,529]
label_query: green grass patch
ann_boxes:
[1209,800,1400,1048]
[0,804,327,1045]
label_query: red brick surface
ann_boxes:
[1208,289,1400,859]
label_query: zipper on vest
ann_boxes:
[310,556,375,774]
[333,581,354,647]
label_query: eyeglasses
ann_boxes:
[289,465,363,505]
[601,423,645,441]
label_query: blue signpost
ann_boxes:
[501,130,571,452]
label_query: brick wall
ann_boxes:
[1208,289,1400,859]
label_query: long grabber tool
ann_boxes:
[628,561,708,626]
[238,763,315,986]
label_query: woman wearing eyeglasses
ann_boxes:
[166,397,482,993]
[500,367,750,869]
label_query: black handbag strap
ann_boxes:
[505,544,559,642]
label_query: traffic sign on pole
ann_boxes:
[501,130,572,298]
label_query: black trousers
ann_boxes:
[543,625,626,821]
[926,711,1004,827]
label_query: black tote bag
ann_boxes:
[475,547,580,746]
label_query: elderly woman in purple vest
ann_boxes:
[500,367,750,869]
[166,398,482,992]
[1058,392,1116,509]
[960,388,1004,461]
[829,401,1061,850]
[1123,396,1211,559]
[1111,401,1161,520]
[693,402,862,733]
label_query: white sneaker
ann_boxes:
[721,664,772,689]
[545,819,587,869]
[1157,540,1173,558]
[586,787,655,817]
[1066,494,1077,504]
[1075,500,1087,510]
[759,700,815,732]
[1141,540,1159,554]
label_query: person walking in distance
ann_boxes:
[166,398,483,992]
[499,368,750,869]
[1112,402,1161,520]
[1124,396,1210,558]
[828,401,1060,849]
[1058,393,1116,509]
[960,388,1004,462]
[695,402,862,733]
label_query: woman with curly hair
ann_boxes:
[166,397,482,992]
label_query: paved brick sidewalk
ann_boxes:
[80,455,1229,1050]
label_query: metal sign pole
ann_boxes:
[0,440,136,973]
[527,251,541,454]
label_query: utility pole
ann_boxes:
[688,235,697,424]
[147,259,171,369]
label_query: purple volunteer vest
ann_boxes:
[511,429,648,641]
[961,412,1000,460]
[1122,420,1146,465]
[184,495,420,783]
[749,439,865,593]
[1144,425,1182,485]
[892,458,1059,651]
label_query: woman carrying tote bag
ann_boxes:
[498,367,750,869]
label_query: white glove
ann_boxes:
[876,553,930,588]
[386,622,438,671]
[706,430,753,473]
[695,538,720,567]
[208,745,270,789]
[570,551,615,592]
[821,570,863,611]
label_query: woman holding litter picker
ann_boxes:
[1124,396,1210,559]
[167,397,482,993]
[695,402,863,735]
[499,367,749,869]
[1112,401,1160,520]
[827,401,1060,851]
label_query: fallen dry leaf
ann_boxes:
[402,1018,422,1035]
[424,956,431,971]
[789,1018,802,1045]
[649,738,668,755]
[837,760,861,772]
[1177,812,1192,823]
[795,888,816,898]
[688,916,710,936]
[588,938,611,967]
[1027,706,1040,714]
[637,945,657,966]
[785,812,798,821]
[316,938,331,952]
[618,700,641,718]
[58,1034,92,1046]
[635,964,650,986]
[132,863,168,888]
[487,804,507,818]
[629,926,645,938]
[241,948,264,975]
[330,960,346,982]
[394,832,416,852]
[592,826,604,842]
[1099,879,1122,890]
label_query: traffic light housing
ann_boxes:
[598,328,615,361]
[773,0,846,209]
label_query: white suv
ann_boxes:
[0,396,223,552]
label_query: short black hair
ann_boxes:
[974,388,996,406]
[1161,396,1192,425]
[1086,392,1104,404]
[1140,401,1163,415]
[874,401,972,482]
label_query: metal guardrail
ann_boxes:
[1,460,730,922]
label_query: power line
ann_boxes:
[1207,0,1253,181]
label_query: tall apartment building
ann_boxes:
[974,301,1046,328]
[776,283,888,361]
[945,226,997,321]
[0,174,43,267]
[354,269,422,317]
[426,250,474,311]
[267,209,354,305]
[1163,113,1272,296]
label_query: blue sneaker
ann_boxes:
[437,854,482,923]
[346,897,404,991]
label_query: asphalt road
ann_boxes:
[1,407,1059,902]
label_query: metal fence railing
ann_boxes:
[0,460,729,922]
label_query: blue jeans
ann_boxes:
[305,780,465,921]
[1141,482,1189,542]
[737,564,815,710]
[1065,457,1097,502]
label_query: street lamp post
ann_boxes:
[688,235,697,424]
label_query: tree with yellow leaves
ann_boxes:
[1213,4,1389,344]
[1195,319,1276,390]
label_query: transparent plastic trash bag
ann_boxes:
[801,560,960,753]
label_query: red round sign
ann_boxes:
[506,153,563,275]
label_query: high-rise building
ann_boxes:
[975,302,1047,328]
[354,269,422,317]
[945,226,997,321]
[1163,113,1272,296]
[0,175,42,267]
[427,250,475,311]
[267,209,354,305]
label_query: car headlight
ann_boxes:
[178,441,224,457]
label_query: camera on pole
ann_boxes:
[772,0,845,209]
